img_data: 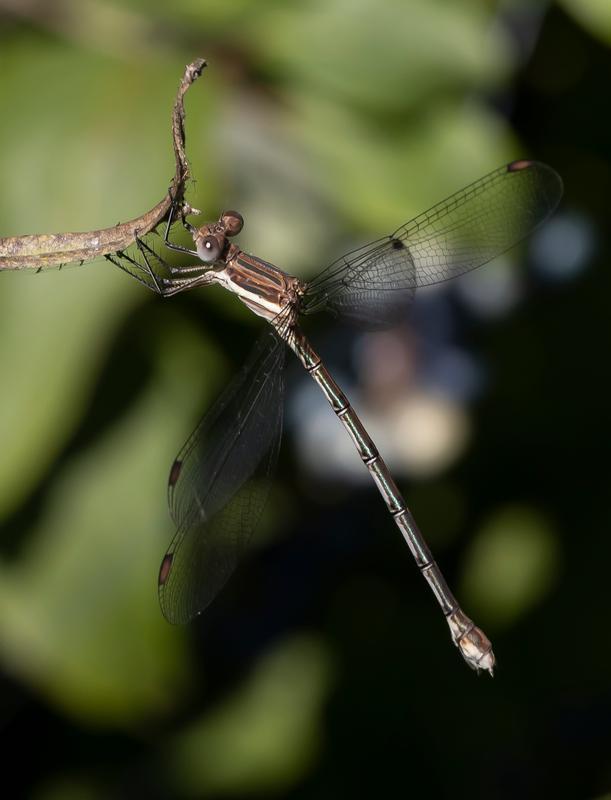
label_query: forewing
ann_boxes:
[159,329,286,624]
[302,161,562,329]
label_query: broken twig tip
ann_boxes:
[187,59,207,81]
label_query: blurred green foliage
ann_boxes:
[169,636,333,795]
[559,0,611,44]
[0,0,609,798]
[461,505,560,628]
[0,312,220,722]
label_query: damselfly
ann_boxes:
[124,158,562,675]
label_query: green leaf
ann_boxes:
[460,505,561,629]
[251,0,513,113]
[169,636,334,796]
[0,318,223,724]
[0,45,216,233]
[0,268,142,518]
[288,92,519,249]
[559,0,611,46]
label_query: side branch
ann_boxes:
[0,58,206,271]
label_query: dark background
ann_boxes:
[0,1,609,798]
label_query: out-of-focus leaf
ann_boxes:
[0,317,224,724]
[251,0,513,113]
[288,93,518,250]
[213,94,333,277]
[169,636,334,796]
[460,505,561,628]
[559,0,611,46]
[32,776,100,800]
[0,0,180,62]
[123,0,274,31]
[0,268,141,518]
[0,46,215,233]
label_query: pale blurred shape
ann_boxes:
[218,95,330,274]
[456,255,524,318]
[296,329,470,482]
[295,393,371,484]
[461,505,561,629]
[531,212,595,282]
[295,386,469,482]
[389,391,471,478]
[357,306,484,401]
[355,329,415,396]
[421,345,484,403]
[169,636,334,796]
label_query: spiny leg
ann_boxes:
[159,272,215,296]
[105,251,163,295]
[134,234,171,293]
[106,233,178,296]
[106,249,210,297]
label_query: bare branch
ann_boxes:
[0,58,206,271]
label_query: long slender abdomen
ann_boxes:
[288,326,495,674]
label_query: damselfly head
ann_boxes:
[220,210,244,237]
[193,227,224,263]
[192,210,244,264]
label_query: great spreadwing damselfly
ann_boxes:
[117,157,562,675]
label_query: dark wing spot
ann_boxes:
[391,238,405,250]
[158,554,173,586]
[169,459,182,487]
[507,159,533,173]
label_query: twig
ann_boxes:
[0,58,206,270]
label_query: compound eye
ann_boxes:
[197,235,222,263]
[221,210,244,237]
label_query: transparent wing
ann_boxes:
[302,160,563,329]
[159,328,286,624]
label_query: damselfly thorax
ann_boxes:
[163,209,304,326]
[216,249,304,324]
